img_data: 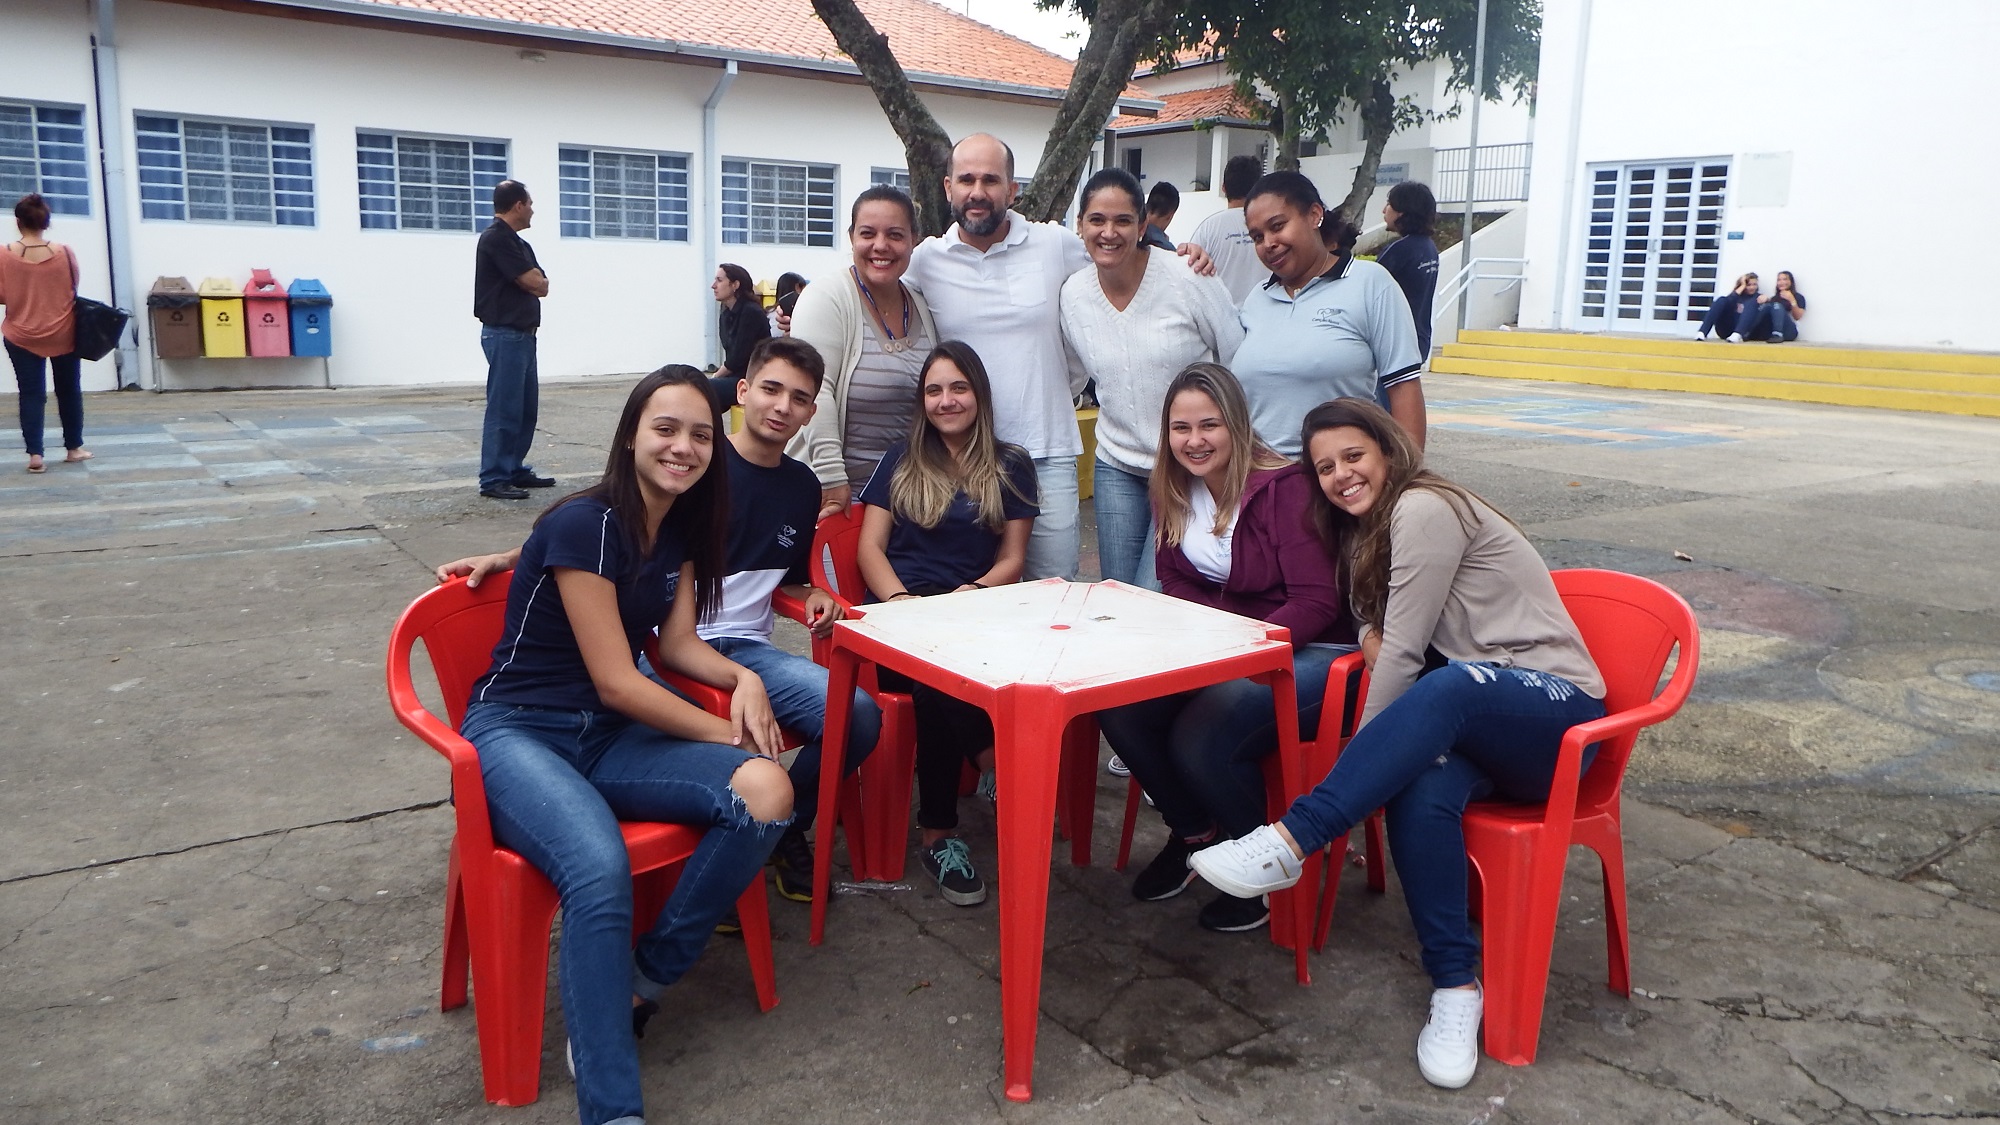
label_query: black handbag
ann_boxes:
[71,295,130,362]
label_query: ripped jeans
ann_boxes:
[1276,662,1604,989]
[461,701,791,1125]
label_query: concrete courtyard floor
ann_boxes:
[2,372,1996,1123]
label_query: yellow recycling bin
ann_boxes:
[198,276,247,357]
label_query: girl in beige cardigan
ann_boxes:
[788,185,939,518]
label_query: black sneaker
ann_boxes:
[632,998,660,1039]
[1197,891,1270,933]
[1131,834,1212,902]
[512,472,557,488]
[479,483,529,500]
[770,824,815,904]
[921,837,987,906]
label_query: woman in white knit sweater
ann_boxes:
[1059,167,1241,590]
[789,185,939,519]
[1193,396,1606,1092]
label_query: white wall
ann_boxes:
[4,0,1068,393]
[1520,0,2000,351]
[5,0,118,391]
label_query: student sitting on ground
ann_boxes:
[450,364,791,1125]
[855,340,1039,907]
[1191,396,1606,1092]
[1751,270,1806,342]
[440,338,883,905]
[1696,272,1762,341]
[1095,362,1353,934]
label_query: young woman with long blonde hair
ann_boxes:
[856,340,1039,906]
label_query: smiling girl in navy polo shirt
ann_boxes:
[457,365,792,1125]
[856,340,1039,907]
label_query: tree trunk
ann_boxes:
[810,0,953,236]
[1337,78,1396,225]
[1018,0,1174,222]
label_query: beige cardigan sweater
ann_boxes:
[1362,487,1605,727]
[786,270,938,489]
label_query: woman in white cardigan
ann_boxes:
[789,184,940,519]
[1059,167,1242,590]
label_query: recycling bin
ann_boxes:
[287,278,332,357]
[146,276,202,358]
[197,276,246,357]
[243,269,290,357]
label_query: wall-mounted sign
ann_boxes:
[1374,162,1410,187]
[1727,231,1745,240]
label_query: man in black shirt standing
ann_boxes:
[473,180,552,500]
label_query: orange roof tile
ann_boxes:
[1110,84,1259,131]
[337,0,1129,100]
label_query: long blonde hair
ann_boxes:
[888,341,1031,531]
[1300,397,1503,631]
[1151,363,1290,548]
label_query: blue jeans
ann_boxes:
[1098,644,1343,842]
[1752,301,1798,342]
[1025,454,1080,581]
[479,325,539,489]
[6,340,83,457]
[1697,294,1753,338]
[1277,662,1606,989]
[1091,457,1157,590]
[460,701,789,1125]
[707,636,882,825]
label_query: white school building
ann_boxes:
[1515,0,1999,353]
[4,0,1155,394]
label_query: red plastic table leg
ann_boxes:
[989,688,1065,1102]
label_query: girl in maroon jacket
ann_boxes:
[1098,362,1355,934]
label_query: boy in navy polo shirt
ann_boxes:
[438,337,881,903]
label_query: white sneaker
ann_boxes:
[1416,985,1483,1089]
[1106,754,1130,777]
[1186,824,1303,897]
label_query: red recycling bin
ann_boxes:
[243,269,291,357]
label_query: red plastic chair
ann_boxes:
[387,574,778,1107]
[804,504,923,881]
[1463,568,1698,1064]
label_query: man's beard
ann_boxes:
[953,199,1004,237]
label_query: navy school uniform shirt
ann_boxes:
[858,439,1040,596]
[470,497,686,713]
[701,440,821,643]
[1375,233,1439,359]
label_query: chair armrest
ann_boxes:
[772,587,809,626]
[641,635,732,716]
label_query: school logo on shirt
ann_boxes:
[1312,308,1345,329]
[662,572,681,604]
[777,524,798,549]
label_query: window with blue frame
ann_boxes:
[722,159,835,246]
[357,132,507,231]
[0,102,90,216]
[556,146,688,240]
[136,114,314,226]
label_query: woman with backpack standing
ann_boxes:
[0,193,89,473]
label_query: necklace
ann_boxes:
[853,266,914,353]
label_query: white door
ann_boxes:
[1578,159,1731,331]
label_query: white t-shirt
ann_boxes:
[1181,481,1237,583]
[1059,249,1243,475]
[906,211,1092,460]
[1188,205,1266,306]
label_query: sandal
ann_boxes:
[26,456,44,474]
[64,449,92,463]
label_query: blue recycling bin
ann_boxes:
[288,278,333,357]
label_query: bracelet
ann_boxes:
[970,581,987,589]
[888,591,914,600]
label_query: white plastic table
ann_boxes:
[809,579,1314,1101]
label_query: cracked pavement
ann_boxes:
[2,374,1996,1123]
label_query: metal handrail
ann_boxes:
[1435,256,1528,333]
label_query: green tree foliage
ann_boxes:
[1168,0,1540,223]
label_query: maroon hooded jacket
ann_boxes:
[1154,463,1354,648]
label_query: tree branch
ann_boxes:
[810,0,954,235]
[1337,78,1397,224]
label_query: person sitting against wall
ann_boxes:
[1096,362,1352,935]
[711,262,771,407]
[1695,272,1761,341]
[1190,395,1606,1092]
[1751,270,1806,342]
[1142,181,1180,251]
[856,341,1039,908]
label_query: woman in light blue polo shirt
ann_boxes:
[1232,172,1426,456]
